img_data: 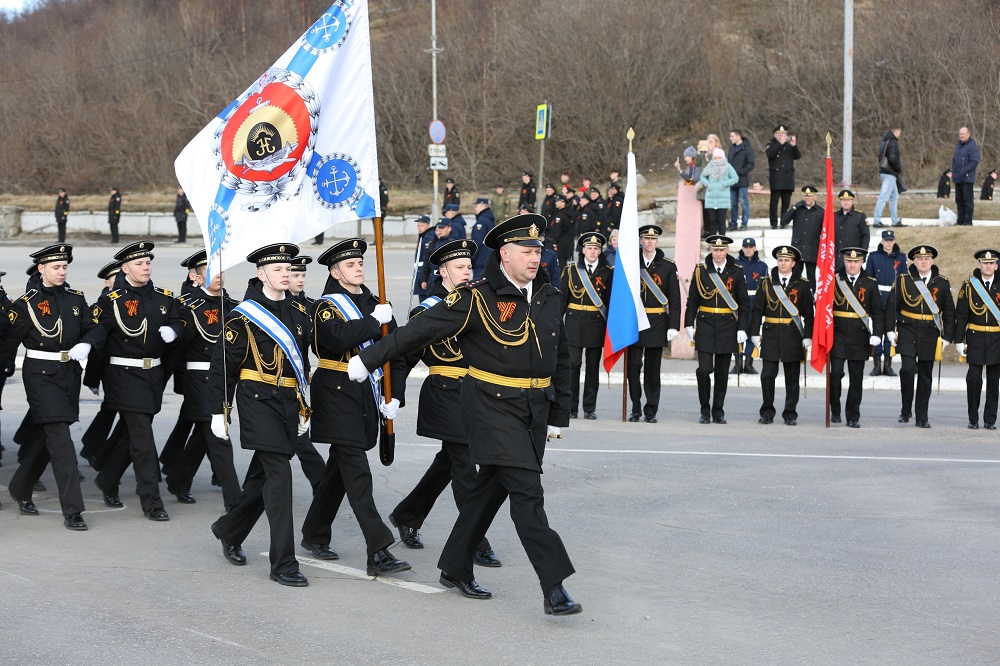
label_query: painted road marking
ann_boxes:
[273,554,445,594]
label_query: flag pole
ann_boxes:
[621,347,628,422]
[824,132,832,427]
[374,214,395,466]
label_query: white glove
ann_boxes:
[211,414,227,439]
[955,342,966,357]
[380,398,400,420]
[347,355,369,382]
[546,425,562,441]
[666,328,678,343]
[159,326,177,343]
[868,335,880,346]
[67,342,91,361]
[802,338,812,349]
[941,340,950,350]
[686,326,696,340]
[886,331,897,346]
[297,414,309,435]
[371,303,393,325]
[736,330,747,345]
[751,335,761,346]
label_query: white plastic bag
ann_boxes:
[938,205,957,226]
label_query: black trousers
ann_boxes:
[57,220,66,243]
[696,351,730,419]
[9,422,85,515]
[214,451,298,575]
[159,415,194,473]
[109,222,119,243]
[704,208,728,237]
[569,346,601,413]
[956,182,975,225]
[438,464,574,593]
[830,356,865,422]
[899,356,935,421]
[80,403,117,464]
[760,360,801,420]
[176,220,186,242]
[627,345,662,417]
[966,363,1000,426]
[165,422,241,508]
[770,190,793,228]
[95,412,164,513]
[301,445,392,556]
[295,433,326,493]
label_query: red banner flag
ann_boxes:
[810,155,836,373]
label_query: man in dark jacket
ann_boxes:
[349,214,581,616]
[865,230,907,377]
[412,215,435,296]
[419,218,461,289]
[980,169,997,201]
[173,186,191,243]
[299,239,410,577]
[605,182,624,236]
[548,195,575,267]
[765,125,801,229]
[388,239,501,567]
[55,189,70,243]
[728,130,755,231]
[540,183,558,223]
[734,238,768,374]
[518,171,537,210]
[874,125,903,228]
[749,246,813,425]
[833,189,870,271]
[471,197,496,279]
[782,185,825,282]
[951,126,980,226]
[953,249,1000,429]
[442,203,467,239]
[107,187,122,243]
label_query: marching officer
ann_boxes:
[749,246,813,426]
[627,225,681,423]
[55,188,70,243]
[954,249,1000,429]
[885,245,956,428]
[348,213,581,616]
[162,250,242,509]
[387,238,501,567]
[299,239,411,577]
[0,245,99,529]
[89,241,185,520]
[79,261,120,466]
[684,235,750,424]
[561,232,613,419]
[829,248,885,427]
[518,171,537,211]
[107,186,122,244]
[208,243,313,586]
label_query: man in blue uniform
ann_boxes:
[864,229,907,377]
[733,238,767,374]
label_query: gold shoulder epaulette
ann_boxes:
[154,287,173,297]
[460,277,488,290]
[292,300,308,314]
[18,289,37,302]
[65,287,85,297]
[108,289,122,300]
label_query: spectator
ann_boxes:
[418,218,460,290]
[865,229,907,377]
[699,148,738,237]
[55,188,70,243]
[518,171,537,210]
[541,183,557,222]
[675,145,705,237]
[493,183,510,221]
[443,177,460,208]
[782,185,824,282]
[549,195,575,267]
[174,186,191,243]
[107,186,121,244]
[470,197,496,279]
[603,230,619,267]
[952,126,980,225]
[442,203,467,239]
[873,124,903,228]
[765,124,801,229]
[980,168,997,201]
[606,182,624,235]
[937,169,952,199]
[727,129,755,231]
[411,214,435,296]
[833,189,870,271]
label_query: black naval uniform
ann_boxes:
[954,269,1000,427]
[684,255,750,422]
[90,269,184,514]
[55,192,70,243]
[79,272,118,467]
[0,279,12,468]
[628,249,681,420]
[561,253,613,416]
[749,268,814,423]
[290,289,327,493]
[1,272,98,517]
[108,190,121,243]
[210,277,312,578]
[357,249,574,596]
[549,206,575,265]
[830,269,885,424]
[519,177,537,211]
[164,287,242,507]
[885,265,955,425]
[782,200,825,281]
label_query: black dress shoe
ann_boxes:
[784,419,797,426]
[644,415,657,424]
[847,420,860,428]
[898,415,910,423]
[544,584,583,616]
[270,571,308,587]
[439,571,492,599]
[212,522,247,565]
[915,421,931,429]
[15,498,39,515]
[758,416,773,424]
[474,545,502,567]
[699,415,711,424]
[389,514,423,549]
[712,417,727,424]
[986,424,997,430]
[300,539,339,560]
[569,412,578,419]
[830,415,842,423]
[64,513,88,531]
[173,491,197,504]
[144,507,170,521]
[33,481,46,492]
[969,423,980,430]
[583,411,597,420]
[367,548,411,576]
[627,413,641,422]
[95,479,123,507]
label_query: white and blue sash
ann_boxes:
[415,295,442,312]
[233,300,307,393]
[319,293,384,404]
[970,279,1000,325]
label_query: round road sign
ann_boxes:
[429,119,446,144]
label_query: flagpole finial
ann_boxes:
[825,132,832,158]
[627,127,635,152]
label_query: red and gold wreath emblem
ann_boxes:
[36,300,51,316]
[858,287,866,301]
[497,302,517,322]
[204,309,219,325]
[125,299,139,317]
[653,274,662,286]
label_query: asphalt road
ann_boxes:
[1,242,999,664]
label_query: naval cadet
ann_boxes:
[627,225,681,423]
[829,248,885,427]
[684,235,750,424]
[749,245,813,426]
[885,245,956,428]
[208,243,313,586]
[348,213,580,616]
[387,238,501,567]
[79,261,120,467]
[954,249,1000,429]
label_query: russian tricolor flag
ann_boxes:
[603,137,650,372]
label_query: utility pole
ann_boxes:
[842,0,854,186]
[425,0,442,221]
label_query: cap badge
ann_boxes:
[920,247,926,255]
[279,245,285,253]
[462,241,468,248]
[59,246,65,252]
[589,235,598,244]
[529,224,539,238]
[353,240,359,248]
[139,242,145,249]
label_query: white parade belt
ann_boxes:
[108,356,161,369]
[186,361,211,371]
[25,349,71,362]
[878,285,892,292]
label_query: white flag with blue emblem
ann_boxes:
[174,0,379,280]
